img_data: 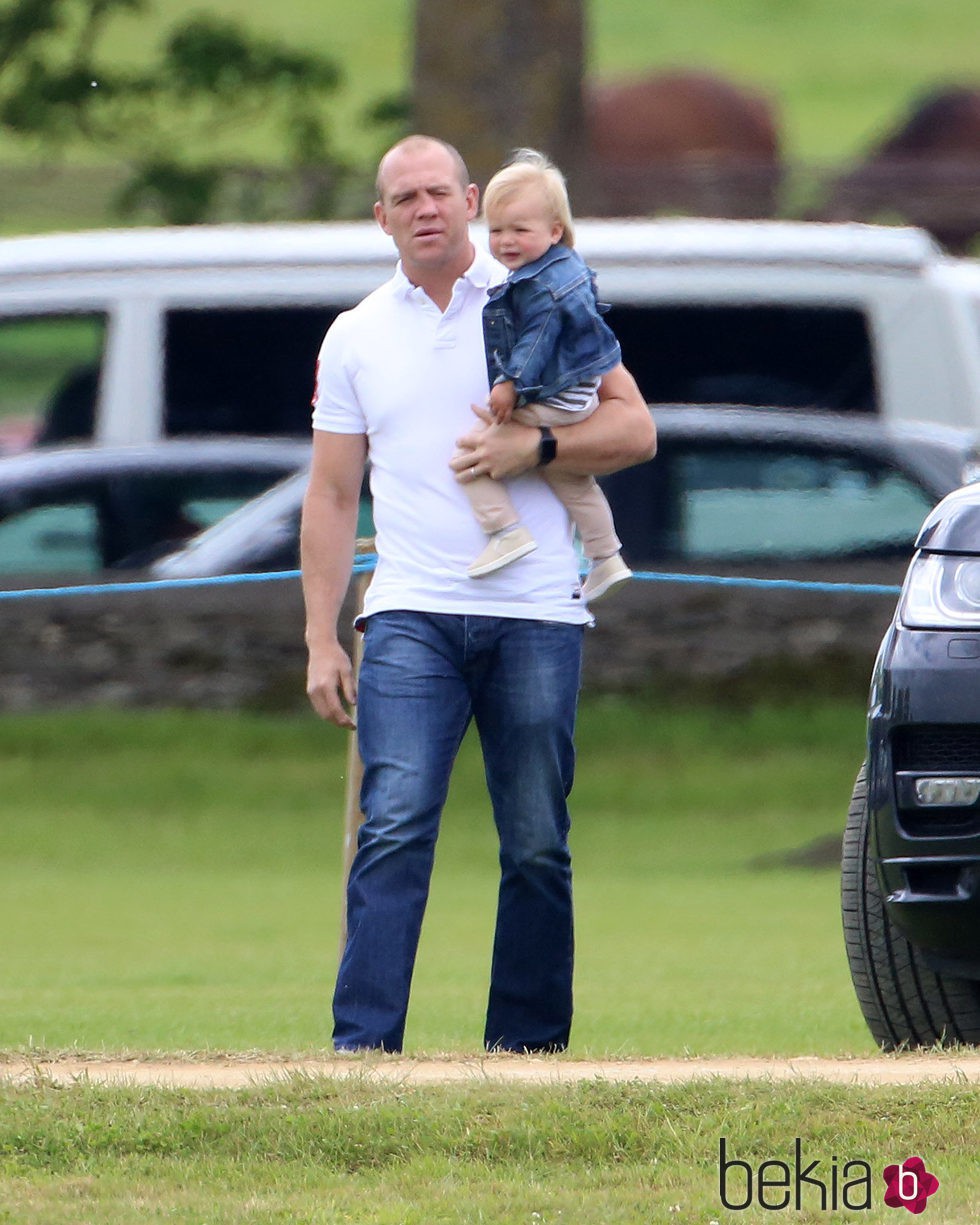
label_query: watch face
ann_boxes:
[538,428,557,465]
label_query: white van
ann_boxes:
[2,217,980,451]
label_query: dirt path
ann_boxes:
[5,1053,980,1089]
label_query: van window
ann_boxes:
[0,315,106,451]
[673,448,931,560]
[0,501,101,573]
[609,305,877,413]
[0,466,293,575]
[164,307,340,437]
[601,440,932,564]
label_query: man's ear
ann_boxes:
[374,200,391,234]
[465,183,480,220]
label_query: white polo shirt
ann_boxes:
[311,243,591,625]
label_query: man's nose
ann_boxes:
[415,191,438,214]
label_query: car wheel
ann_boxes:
[841,762,980,1050]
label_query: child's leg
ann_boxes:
[460,467,522,537]
[514,398,632,601]
[453,432,537,577]
[512,399,619,558]
[452,416,525,534]
[540,469,621,561]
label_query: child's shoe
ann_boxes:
[468,525,537,577]
[582,553,632,601]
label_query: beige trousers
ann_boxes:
[460,401,622,561]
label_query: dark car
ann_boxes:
[843,482,980,1049]
[152,408,980,580]
[0,438,310,581]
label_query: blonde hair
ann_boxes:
[482,148,575,247]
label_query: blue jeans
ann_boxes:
[333,610,584,1053]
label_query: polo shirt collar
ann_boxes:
[392,242,504,299]
[464,243,506,289]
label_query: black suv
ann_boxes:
[844,482,980,1048]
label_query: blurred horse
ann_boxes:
[821,86,980,252]
[582,69,782,218]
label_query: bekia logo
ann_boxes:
[719,1138,873,1212]
[719,1139,940,1213]
[883,1157,941,1214]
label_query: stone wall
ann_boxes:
[0,562,901,712]
[584,563,898,702]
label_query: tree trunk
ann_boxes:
[412,0,586,196]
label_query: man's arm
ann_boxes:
[450,362,655,482]
[300,429,368,728]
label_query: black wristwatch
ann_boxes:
[537,426,557,467]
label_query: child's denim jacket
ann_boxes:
[482,244,622,403]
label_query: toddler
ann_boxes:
[461,148,632,602]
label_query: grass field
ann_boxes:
[2,1077,979,1222]
[0,697,872,1058]
[7,700,980,1221]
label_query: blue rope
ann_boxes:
[0,570,304,601]
[631,569,902,596]
[0,555,901,602]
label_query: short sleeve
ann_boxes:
[310,312,368,435]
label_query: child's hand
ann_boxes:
[488,380,517,425]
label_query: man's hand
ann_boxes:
[306,640,358,728]
[451,403,540,482]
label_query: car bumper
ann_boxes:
[868,623,980,975]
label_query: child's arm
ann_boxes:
[495,279,563,401]
[488,378,518,424]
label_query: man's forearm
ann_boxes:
[451,363,655,482]
[300,488,359,651]
[544,398,655,476]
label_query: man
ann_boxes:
[301,135,655,1053]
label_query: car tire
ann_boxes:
[841,762,980,1049]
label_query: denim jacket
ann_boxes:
[483,244,622,403]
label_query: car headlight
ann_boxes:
[901,553,980,628]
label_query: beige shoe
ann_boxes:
[582,553,632,601]
[468,525,537,577]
